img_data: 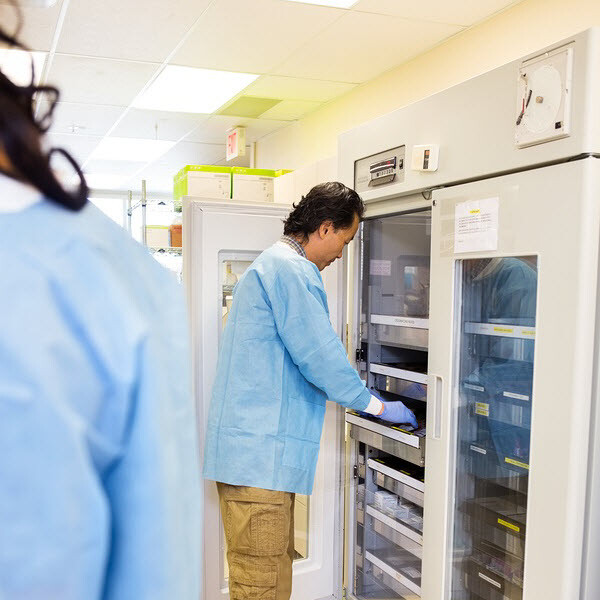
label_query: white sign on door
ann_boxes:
[455,197,499,253]
[370,259,391,276]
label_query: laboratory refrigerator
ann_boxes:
[338,27,600,600]
[185,28,600,600]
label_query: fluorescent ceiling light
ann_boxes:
[132,65,259,114]
[280,0,358,7]
[0,49,46,86]
[89,137,175,162]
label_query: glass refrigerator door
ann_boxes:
[349,210,431,600]
[450,257,537,600]
[425,159,600,600]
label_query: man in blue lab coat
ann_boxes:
[204,182,416,600]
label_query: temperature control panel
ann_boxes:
[354,145,406,194]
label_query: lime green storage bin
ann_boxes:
[173,165,232,201]
[231,167,278,202]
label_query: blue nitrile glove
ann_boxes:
[379,400,418,428]
[367,389,418,428]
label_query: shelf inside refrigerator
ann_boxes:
[369,510,423,560]
[464,515,525,561]
[370,314,429,330]
[464,321,536,340]
[469,398,531,429]
[472,539,524,588]
[461,498,527,559]
[464,496,526,537]
[368,457,425,507]
[365,548,422,597]
[373,469,424,508]
[373,373,427,401]
[366,503,423,545]
[464,557,523,600]
[461,360,533,405]
[369,360,428,403]
[347,415,426,467]
[356,567,406,599]
[466,441,530,476]
[370,314,429,350]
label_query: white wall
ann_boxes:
[257,0,600,171]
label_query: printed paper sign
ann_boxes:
[455,197,499,253]
[370,259,391,276]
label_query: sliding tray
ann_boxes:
[347,411,426,467]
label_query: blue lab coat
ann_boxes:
[203,241,371,495]
[0,180,201,600]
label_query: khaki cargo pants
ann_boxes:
[217,482,296,600]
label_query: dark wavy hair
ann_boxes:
[0,2,87,211]
[283,182,364,241]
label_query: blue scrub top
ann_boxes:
[203,241,371,495]
[0,185,201,599]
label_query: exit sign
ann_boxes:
[226,126,246,161]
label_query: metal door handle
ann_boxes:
[428,374,443,440]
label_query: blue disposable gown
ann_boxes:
[0,183,201,599]
[203,242,371,495]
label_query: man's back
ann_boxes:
[204,240,371,496]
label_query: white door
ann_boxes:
[183,198,344,600]
[423,157,600,600]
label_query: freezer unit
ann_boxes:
[339,27,600,600]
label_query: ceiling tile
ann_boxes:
[153,141,227,170]
[111,108,209,141]
[47,54,159,105]
[44,132,101,164]
[259,99,322,121]
[40,101,125,137]
[352,0,523,27]
[0,0,62,51]
[56,0,214,62]
[124,169,174,193]
[184,115,291,144]
[244,75,356,102]
[171,0,344,74]
[274,10,462,82]
[85,173,131,190]
[218,96,282,118]
[122,141,231,193]
[123,162,183,193]
[84,159,148,176]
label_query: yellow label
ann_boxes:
[498,518,521,533]
[493,326,514,334]
[505,457,529,470]
[469,209,481,214]
[475,402,489,417]
[522,329,535,336]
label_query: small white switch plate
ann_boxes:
[411,144,439,171]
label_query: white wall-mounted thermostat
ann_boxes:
[411,144,439,172]
[515,45,573,148]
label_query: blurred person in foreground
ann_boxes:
[0,7,201,600]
